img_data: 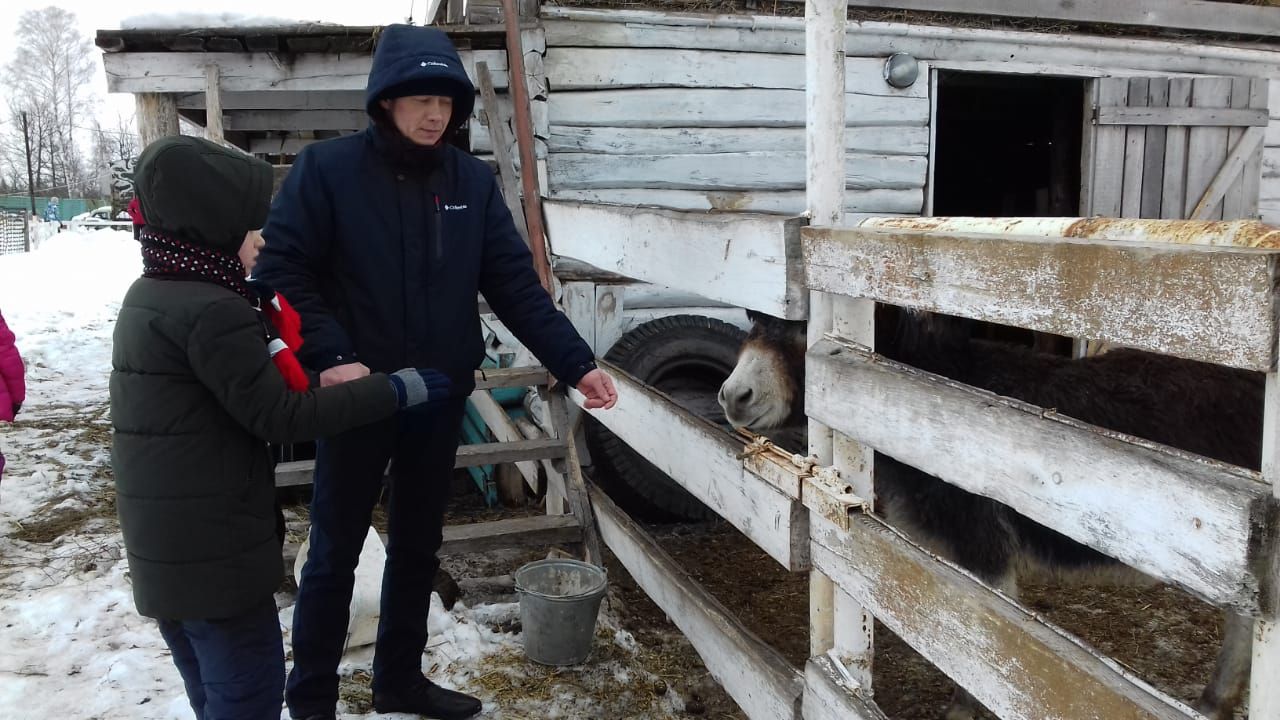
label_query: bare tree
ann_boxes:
[2,6,98,196]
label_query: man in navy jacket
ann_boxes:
[257,24,617,720]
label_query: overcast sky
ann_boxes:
[1,1,424,124]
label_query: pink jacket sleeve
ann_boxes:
[0,310,27,418]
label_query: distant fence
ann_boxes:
[0,197,96,222]
[0,210,29,255]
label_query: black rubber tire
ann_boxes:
[586,315,746,521]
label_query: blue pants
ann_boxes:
[286,400,466,718]
[157,597,285,720]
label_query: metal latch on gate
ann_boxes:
[802,467,870,532]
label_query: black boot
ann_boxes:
[373,677,482,719]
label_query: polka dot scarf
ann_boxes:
[139,228,250,301]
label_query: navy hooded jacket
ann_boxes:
[256,25,595,392]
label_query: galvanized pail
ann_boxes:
[513,558,608,665]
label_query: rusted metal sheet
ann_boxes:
[859,216,1280,248]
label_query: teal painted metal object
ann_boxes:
[460,408,498,506]
[460,355,532,507]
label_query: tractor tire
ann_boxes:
[586,315,746,521]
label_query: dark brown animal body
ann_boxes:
[718,309,1263,719]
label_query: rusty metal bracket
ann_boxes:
[802,467,870,532]
[734,428,870,526]
[735,428,819,469]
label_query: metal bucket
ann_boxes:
[513,558,608,666]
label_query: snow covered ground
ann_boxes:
[0,229,685,719]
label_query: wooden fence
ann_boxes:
[551,198,1280,719]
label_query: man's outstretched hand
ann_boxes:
[576,369,618,410]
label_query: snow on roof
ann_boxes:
[120,12,338,30]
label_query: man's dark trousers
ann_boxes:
[286,398,467,717]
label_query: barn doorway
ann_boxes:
[931,71,1087,351]
[932,71,1086,216]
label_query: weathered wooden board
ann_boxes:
[811,514,1197,720]
[224,110,366,132]
[544,48,927,97]
[454,438,566,468]
[1265,146,1280,183]
[1085,77,1128,217]
[439,514,581,556]
[1232,79,1267,221]
[547,152,926,192]
[469,94,549,147]
[468,389,538,490]
[592,486,804,719]
[1141,79,1170,219]
[807,339,1276,615]
[802,656,889,720]
[104,50,508,93]
[1120,78,1149,219]
[546,188,922,216]
[541,9,1280,79]
[274,437,565,487]
[1267,122,1280,149]
[1097,106,1270,127]
[542,125,929,156]
[1192,126,1267,221]
[548,89,929,128]
[572,361,809,569]
[1186,78,1235,219]
[545,200,807,319]
[178,90,365,110]
[250,135,323,155]
[205,64,224,143]
[1251,326,1280,718]
[1162,78,1194,219]
[1264,200,1280,226]
[474,366,550,390]
[836,0,1280,39]
[802,226,1280,371]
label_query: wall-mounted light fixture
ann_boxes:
[883,52,919,89]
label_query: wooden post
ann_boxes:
[806,0,841,660]
[548,390,603,565]
[20,112,36,227]
[204,65,224,144]
[1252,353,1280,719]
[806,0,876,690]
[136,93,179,147]
[500,0,553,294]
[446,0,466,24]
[476,62,530,244]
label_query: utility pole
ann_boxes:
[21,111,37,252]
[21,111,37,217]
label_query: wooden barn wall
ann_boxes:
[535,8,1280,224]
[530,21,930,217]
[1264,79,1280,225]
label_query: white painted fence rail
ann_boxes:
[545,200,807,320]
[809,513,1198,720]
[806,337,1274,615]
[803,226,1280,372]
[590,486,806,719]
[572,360,809,570]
